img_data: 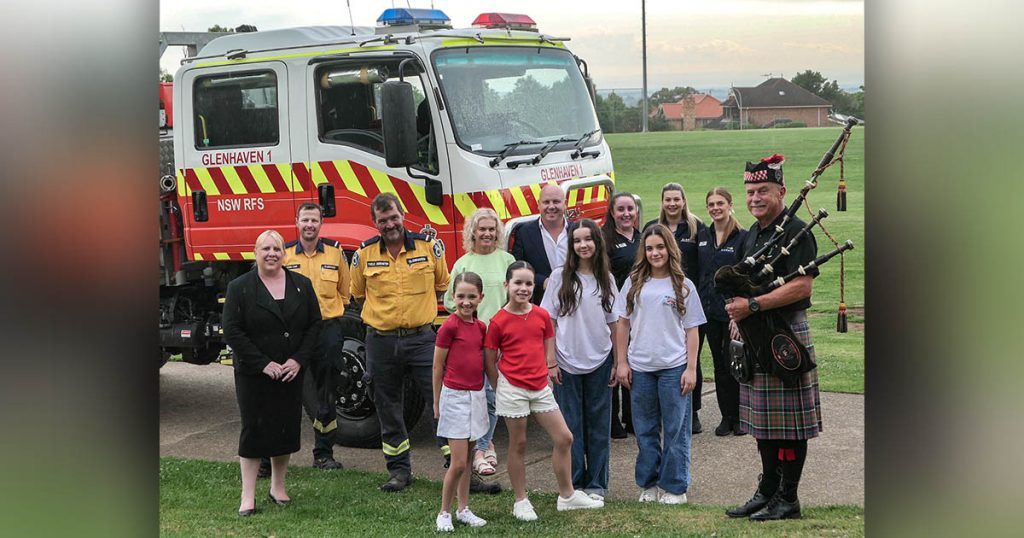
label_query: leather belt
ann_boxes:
[368,324,432,337]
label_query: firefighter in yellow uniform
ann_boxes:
[281,202,351,471]
[350,193,450,492]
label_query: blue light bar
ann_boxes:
[377,8,451,27]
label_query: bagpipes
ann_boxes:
[715,118,858,386]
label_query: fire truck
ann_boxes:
[159,9,618,447]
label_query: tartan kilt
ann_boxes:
[738,316,822,440]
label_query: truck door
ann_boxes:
[303,56,454,252]
[179,61,292,259]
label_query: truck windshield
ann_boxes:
[433,47,600,154]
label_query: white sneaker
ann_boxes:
[436,511,454,532]
[456,507,487,527]
[639,487,659,502]
[586,492,605,502]
[659,492,688,505]
[557,490,605,511]
[513,498,538,521]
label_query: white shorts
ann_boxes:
[436,386,489,441]
[495,373,559,418]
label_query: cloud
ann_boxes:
[783,41,861,55]
[653,39,757,58]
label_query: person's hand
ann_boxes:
[547,365,562,385]
[608,369,618,388]
[726,297,751,322]
[729,320,740,341]
[262,362,283,380]
[681,369,696,395]
[280,358,301,382]
[433,402,440,420]
[615,363,632,390]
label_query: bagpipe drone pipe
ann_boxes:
[715,118,858,386]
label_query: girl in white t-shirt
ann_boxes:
[613,224,706,505]
[541,219,618,500]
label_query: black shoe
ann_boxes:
[469,472,502,494]
[692,414,703,434]
[749,494,801,520]
[714,418,732,436]
[624,421,634,434]
[268,491,290,506]
[380,471,412,492]
[257,463,271,479]
[443,454,451,469]
[313,456,344,470]
[726,491,772,518]
[238,507,258,517]
[611,421,628,439]
[732,420,747,436]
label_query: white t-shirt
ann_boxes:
[541,268,618,374]
[613,275,706,372]
[540,220,568,271]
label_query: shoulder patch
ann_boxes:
[360,236,382,248]
[284,239,299,248]
[432,240,445,258]
[322,238,340,248]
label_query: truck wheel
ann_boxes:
[331,329,425,448]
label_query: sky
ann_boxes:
[160,0,863,92]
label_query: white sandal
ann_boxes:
[473,453,496,476]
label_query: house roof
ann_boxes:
[724,78,831,108]
[656,93,723,120]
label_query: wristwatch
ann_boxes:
[748,296,761,312]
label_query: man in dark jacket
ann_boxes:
[509,183,568,304]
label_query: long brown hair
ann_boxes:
[601,191,638,248]
[557,219,614,317]
[658,182,702,241]
[625,224,690,318]
[706,187,743,241]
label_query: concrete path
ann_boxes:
[160,361,863,506]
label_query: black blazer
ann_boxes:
[222,268,323,376]
[509,218,556,305]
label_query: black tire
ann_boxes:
[331,316,424,448]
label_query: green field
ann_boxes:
[160,457,864,537]
[607,127,865,393]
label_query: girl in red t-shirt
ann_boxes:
[432,272,489,531]
[485,261,604,522]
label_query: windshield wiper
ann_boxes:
[506,136,574,169]
[489,140,546,168]
[570,128,602,160]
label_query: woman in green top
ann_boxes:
[444,208,516,476]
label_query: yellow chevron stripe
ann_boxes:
[310,162,329,186]
[247,165,276,193]
[213,252,231,261]
[335,160,366,196]
[407,182,449,225]
[582,186,593,204]
[241,252,255,260]
[220,166,247,195]
[568,188,579,206]
[440,445,451,456]
[486,190,510,219]
[509,186,531,215]
[597,184,607,202]
[278,163,301,192]
[530,183,543,201]
[194,168,221,196]
[453,193,477,219]
[368,168,407,211]
[381,439,410,456]
[176,170,186,196]
[194,253,204,261]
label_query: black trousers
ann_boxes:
[705,318,739,422]
[693,326,705,413]
[366,328,444,474]
[301,317,345,459]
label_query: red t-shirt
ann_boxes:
[435,315,486,391]
[485,305,554,391]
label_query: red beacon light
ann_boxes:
[471,13,538,31]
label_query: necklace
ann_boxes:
[506,305,531,320]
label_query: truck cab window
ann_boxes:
[316,60,437,174]
[193,71,278,149]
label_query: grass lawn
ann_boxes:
[607,127,865,393]
[161,457,864,537]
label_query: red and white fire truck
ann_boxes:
[159,10,618,446]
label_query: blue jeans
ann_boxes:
[630,364,692,495]
[553,355,613,496]
[474,379,498,453]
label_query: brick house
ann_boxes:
[654,93,723,131]
[721,78,832,127]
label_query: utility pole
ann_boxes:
[641,0,649,133]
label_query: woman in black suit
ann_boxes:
[223,230,322,516]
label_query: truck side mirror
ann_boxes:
[381,81,418,168]
[424,178,442,206]
[318,183,336,218]
[192,190,208,222]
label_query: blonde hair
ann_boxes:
[254,229,285,250]
[706,187,743,241]
[658,182,703,241]
[462,208,507,253]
